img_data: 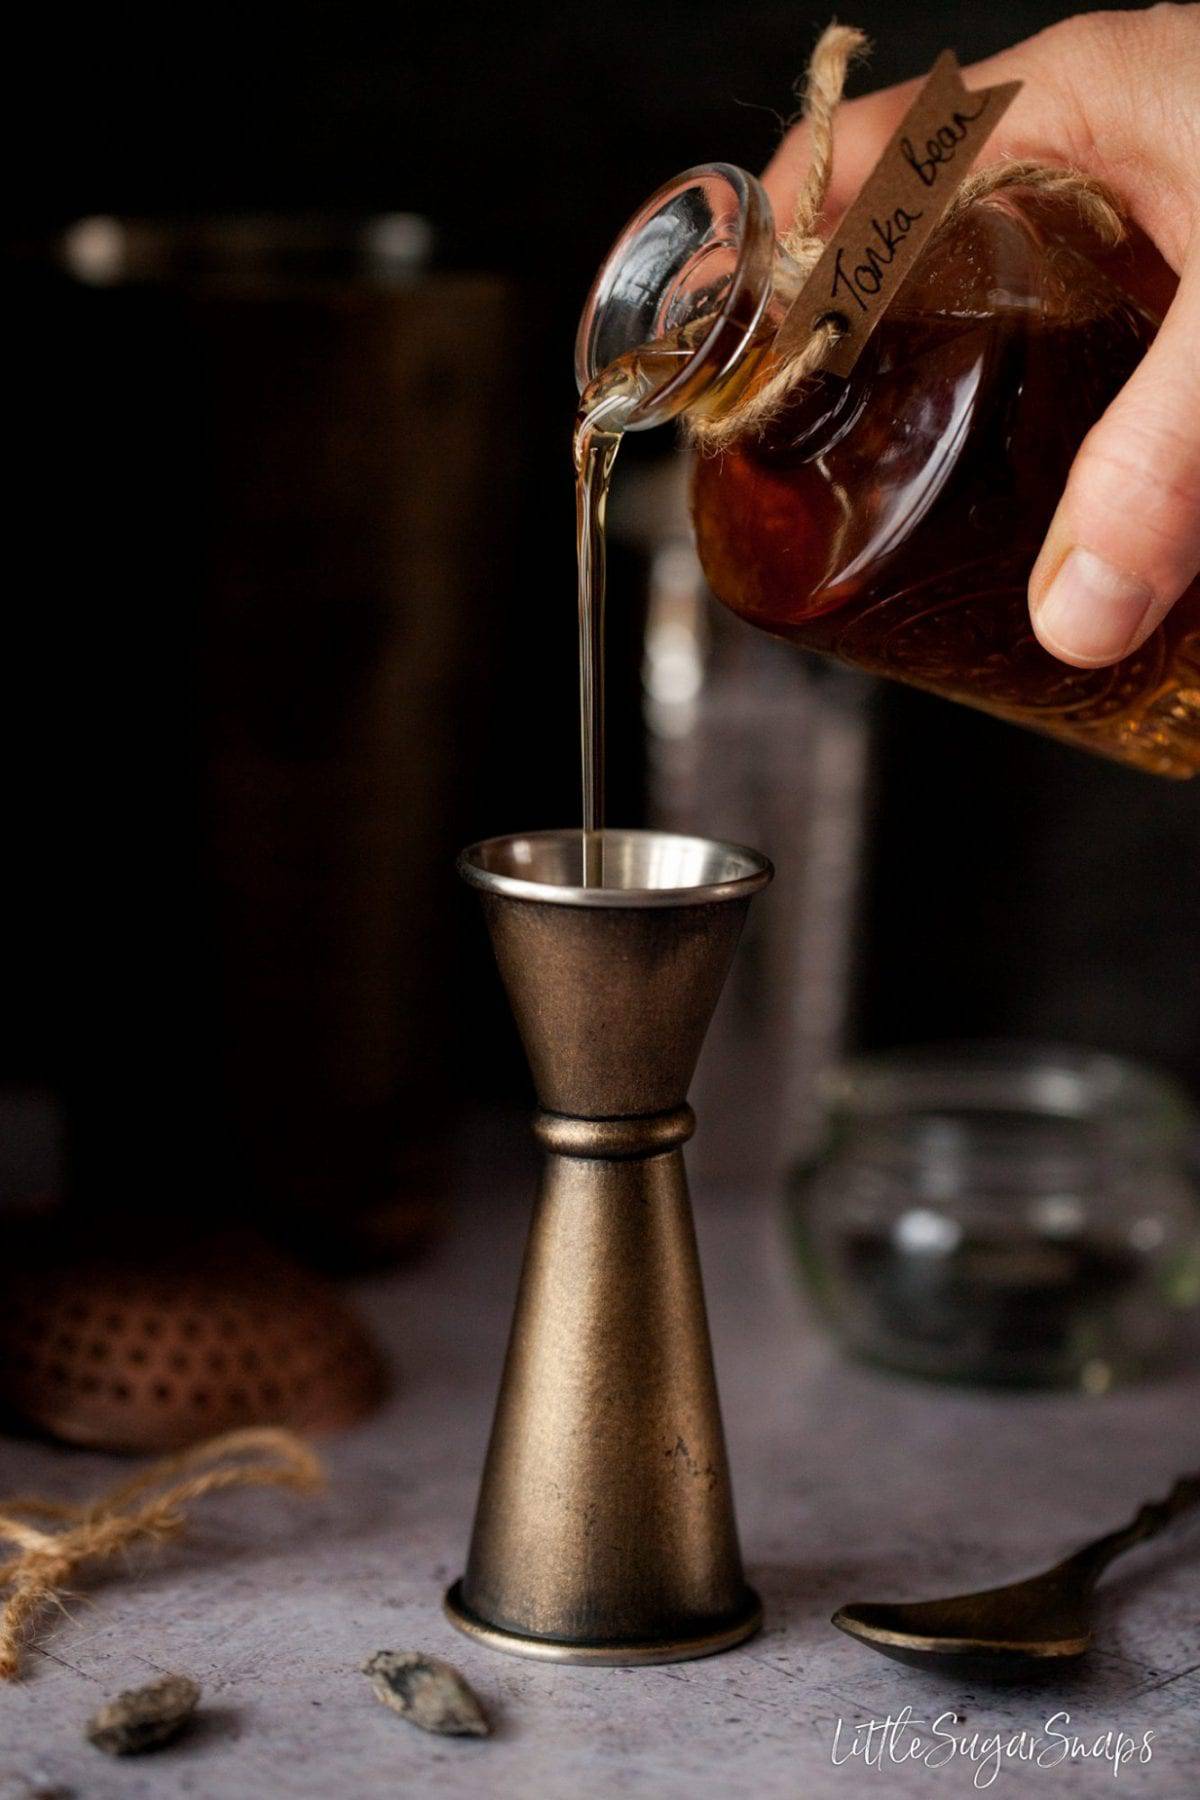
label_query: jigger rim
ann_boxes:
[458,828,772,908]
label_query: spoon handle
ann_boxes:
[1069,1471,1200,1585]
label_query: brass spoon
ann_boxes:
[833,1472,1200,1678]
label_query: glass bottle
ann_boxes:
[576,164,1200,777]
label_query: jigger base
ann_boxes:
[444,1580,762,1666]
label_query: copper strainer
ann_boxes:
[0,1228,386,1452]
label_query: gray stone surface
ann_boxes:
[1,1129,1198,1799]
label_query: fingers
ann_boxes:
[762,13,1196,257]
[1028,254,1200,666]
[761,81,920,232]
[760,38,1068,235]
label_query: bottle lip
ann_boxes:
[574,162,777,430]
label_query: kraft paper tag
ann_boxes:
[775,50,1022,377]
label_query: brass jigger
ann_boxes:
[446,828,772,1665]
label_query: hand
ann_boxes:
[762,6,1200,669]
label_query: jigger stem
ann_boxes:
[447,829,772,1666]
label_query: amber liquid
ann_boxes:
[692,243,1200,777]
[572,398,619,885]
[573,337,700,881]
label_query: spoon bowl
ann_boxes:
[833,1473,1200,1679]
[833,1568,1093,1678]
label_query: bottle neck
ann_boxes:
[578,177,1097,448]
[576,163,804,433]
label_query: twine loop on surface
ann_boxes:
[0,1428,324,1680]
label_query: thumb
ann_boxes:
[1029,254,1200,667]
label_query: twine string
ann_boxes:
[0,1428,324,1680]
[688,24,1125,451]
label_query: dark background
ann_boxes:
[6,0,1197,1234]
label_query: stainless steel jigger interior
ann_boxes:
[445,828,773,1665]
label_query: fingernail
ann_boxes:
[1034,548,1155,665]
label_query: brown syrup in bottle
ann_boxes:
[691,204,1200,776]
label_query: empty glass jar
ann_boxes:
[790,1044,1200,1389]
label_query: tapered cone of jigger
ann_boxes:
[446,829,772,1664]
